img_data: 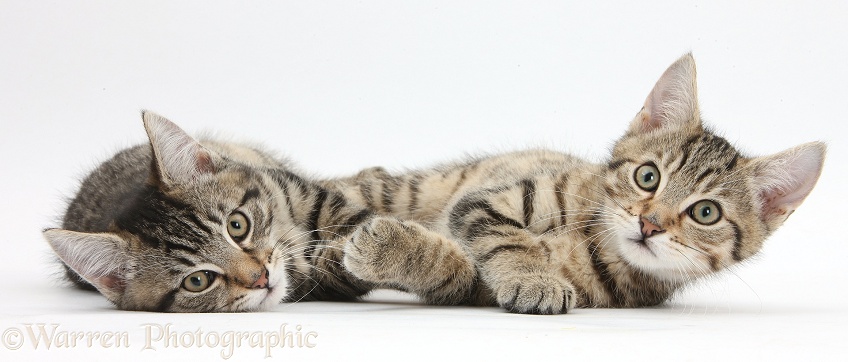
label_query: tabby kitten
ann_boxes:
[44,112,377,312]
[334,54,826,314]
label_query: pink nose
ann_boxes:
[251,268,269,289]
[640,218,663,237]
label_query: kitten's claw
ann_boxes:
[496,274,576,315]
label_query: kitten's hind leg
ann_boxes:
[343,217,476,305]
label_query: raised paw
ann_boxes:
[495,274,576,315]
[343,217,475,300]
[343,217,412,283]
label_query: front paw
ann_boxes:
[343,217,421,283]
[495,274,576,315]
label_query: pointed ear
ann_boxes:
[142,110,215,186]
[43,229,131,304]
[629,53,700,134]
[750,142,826,229]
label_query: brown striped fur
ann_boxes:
[335,54,826,314]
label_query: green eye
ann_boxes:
[183,271,217,292]
[227,211,250,241]
[634,163,661,191]
[689,200,722,225]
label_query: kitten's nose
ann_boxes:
[640,217,664,237]
[251,268,269,289]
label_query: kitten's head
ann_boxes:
[44,113,302,311]
[602,54,825,281]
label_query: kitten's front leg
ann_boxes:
[343,217,477,305]
[474,237,576,314]
[451,199,577,314]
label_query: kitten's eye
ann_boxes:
[182,271,217,292]
[689,200,722,225]
[634,163,661,191]
[227,211,251,241]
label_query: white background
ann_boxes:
[1,1,846,361]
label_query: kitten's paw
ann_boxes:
[495,274,576,315]
[343,217,425,283]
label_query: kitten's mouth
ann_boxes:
[629,237,656,256]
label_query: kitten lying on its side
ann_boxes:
[332,53,826,314]
[44,113,378,311]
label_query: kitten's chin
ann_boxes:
[256,287,288,311]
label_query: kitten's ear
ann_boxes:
[750,142,826,229]
[43,229,130,304]
[629,53,700,134]
[142,110,215,186]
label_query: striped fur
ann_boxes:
[336,54,826,314]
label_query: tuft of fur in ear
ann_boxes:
[629,53,700,134]
[43,229,131,304]
[750,142,826,230]
[142,110,215,186]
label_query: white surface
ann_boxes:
[1,1,846,361]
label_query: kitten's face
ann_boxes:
[113,165,298,311]
[596,53,823,281]
[603,126,760,280]
[45,112,310,312]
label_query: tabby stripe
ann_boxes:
[163,238,200,253]
[334,209,372,236]
[587,239,625,306]
[695,168,718,183]
[520,179,536,227]
[480,244,529,263]
[728,219,743,261]
[272,169,310,196]
[608,159,631,170]
[155,288,179,312]
[344,209,373,230]
[306,189,328,243]
[359,181,374,209]
[407,174,423,214]
[328,193,346,214]
[553,173,569,226]
[278,180,297,221]
[380,174,400,213]
[449,165,474,197]
[675,135,702,173]
[175,257,196,267]
[466,217,511,239]
[450,198,523,231]
[186,212,214,236]
[240,188,261,206]
[725,153,739,172]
